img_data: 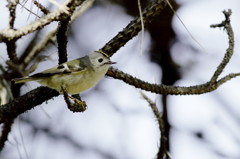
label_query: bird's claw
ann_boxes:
[61,86,87,112]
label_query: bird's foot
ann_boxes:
[61,86,87,112]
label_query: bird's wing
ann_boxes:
[30,62,86,78]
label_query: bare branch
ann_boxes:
[21,30,56,69]
[106,9,238,95]
[0,87,59,123]
[33,0,50,14]
[210,9,234,82]
[7,0,19,29]
[4,72,239,124]
[20,0,94,69]
[0,0,86,42]
[141,92,167,159]
[6,40,18,63]
[6,0,19,63]
[107,67,240,95]
[99,0,168,57]
[1,4,237,136]
[57,16,71,64]
[18,1,41,18]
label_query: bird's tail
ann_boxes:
[12,77,36,84]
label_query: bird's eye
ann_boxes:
[98,58,103,63]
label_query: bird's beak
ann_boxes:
[104,61,116,65]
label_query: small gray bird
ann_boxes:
[13,51,115,94]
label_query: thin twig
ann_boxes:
[6,0,19,63]
[70,0,95,21]
[21,30,56,69]
[165,0,204,50]
[48,0,70,14]
[7,0,19,29]
[19,31,41,65]
[33,0,50,14]
[141,92,167,159]
[210,9,234,82]
[137,0,144,55]
[18,2,41,18]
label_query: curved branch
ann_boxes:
[141,92,167,159]
[210,10,234,82]
[107,67,240,95]
[106,9,237,95]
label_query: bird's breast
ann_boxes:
[39,67,109,94]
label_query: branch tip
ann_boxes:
[210,9,232,28]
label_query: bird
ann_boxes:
[12,51,115,95]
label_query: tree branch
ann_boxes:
[0,0,169,124]
[107,67,240,95]
[0,119,14,151]
[0,87,59,123]
[6,40,18,63]
[33,0,50,14]
[99,0,168,57]
[106,9,237,95]
[20,30,56,70]
[7,0,19,29]
[19,0,94,70]
[210,10,234,82]
[141,92,167,159]
[57,16,71,64]
[0,0,86,42]
[6,0,19,63]
[1,5,237,133]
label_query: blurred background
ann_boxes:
[0,0,240,159]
